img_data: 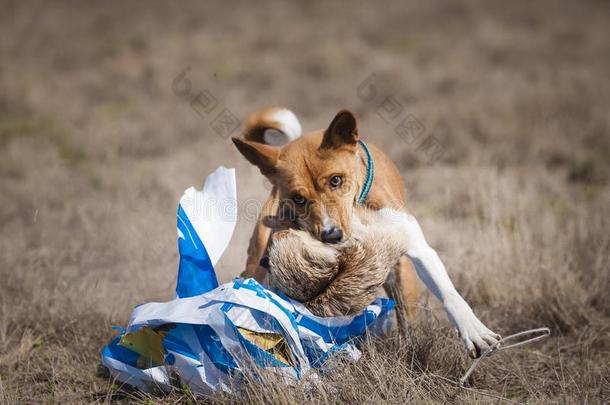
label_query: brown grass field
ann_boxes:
[1,0,609,403]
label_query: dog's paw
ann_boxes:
[443,294,501,358]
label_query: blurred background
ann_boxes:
[1,1,608,403]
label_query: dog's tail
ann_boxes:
[243,107,302,146]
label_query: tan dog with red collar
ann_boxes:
[232,108,500,358]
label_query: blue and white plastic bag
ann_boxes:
[101,166,395,395]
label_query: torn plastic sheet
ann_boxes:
[101,166,395,395]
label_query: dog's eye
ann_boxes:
[329,175,343,188]
[292,194,307,205]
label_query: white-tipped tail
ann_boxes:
[243,107,302,146]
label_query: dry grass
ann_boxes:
[1,0,609,403]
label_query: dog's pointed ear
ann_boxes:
[320,110,359,150]
[232,137,280,177]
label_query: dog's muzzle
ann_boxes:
[321,227,343,243]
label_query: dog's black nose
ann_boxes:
[259,256,270,269]
[321,227,343,243]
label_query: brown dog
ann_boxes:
[233,108,500,358]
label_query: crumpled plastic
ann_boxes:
[101,166,395,395]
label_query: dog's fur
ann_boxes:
[235,108,420,323]
[233,108,500,358]
[268,211,409,317]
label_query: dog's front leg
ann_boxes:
[379,208,500,358]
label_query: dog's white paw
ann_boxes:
[443,294,501,358]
